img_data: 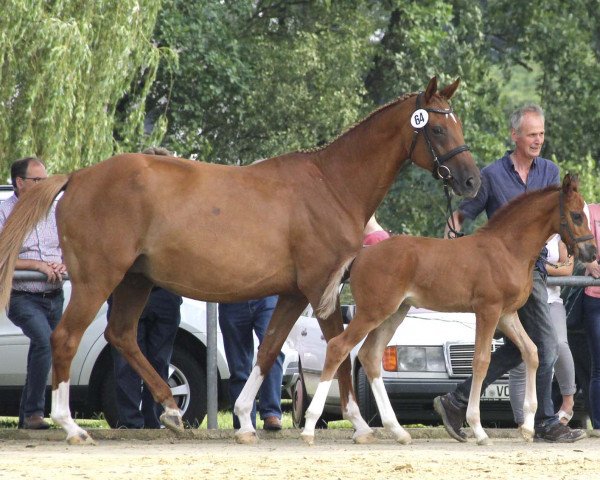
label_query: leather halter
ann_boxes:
[407,91,470,181]
[559,189,594,256]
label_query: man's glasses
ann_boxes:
[19,176,46,183]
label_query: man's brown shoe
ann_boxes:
[22,415,51,430]
[263,416,282,431]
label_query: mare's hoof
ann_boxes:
[353,432,377,444]
[160,412,184,432]
[301,433,315,446]
[235,431,258,444]
[518,426,534,443]
[476,437,492,446]
[67,432,97,446]
[395,433,412,445]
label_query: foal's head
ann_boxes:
[559,174,597,262]
[408,76,481,198]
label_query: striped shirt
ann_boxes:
[0,193,63,292]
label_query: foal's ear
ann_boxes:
[424,76,438,103]
[439,78,461,100]
[562,173,580,194]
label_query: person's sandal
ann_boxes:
[557,410,574,425]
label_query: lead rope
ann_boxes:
[444,180,464,239]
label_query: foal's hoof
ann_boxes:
[476,437,493,446]
[395,433,412,445]
[235,431,258,444]
[301,433,315,446]
[353,432,377,444]
[160,411,184,432]
[67,432,97,446]
[518,426,534,443]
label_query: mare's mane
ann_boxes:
[300,92,418,154]
[477,184,560,233]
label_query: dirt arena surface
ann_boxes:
[1,428,599,479]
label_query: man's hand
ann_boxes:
[38,261,67,284]
[586,260,600,279]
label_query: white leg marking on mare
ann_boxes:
[235,366,264,435]
[343,395,376,443]
[51,381,94,444]
[302,380,332,442]
[370,377,411,444]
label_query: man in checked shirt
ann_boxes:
[0,157,66,429]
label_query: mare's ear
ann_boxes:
[562,173,580,194]
[439,78,461,100]
[424,76,438,103]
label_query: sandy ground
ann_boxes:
[0,429,599,480]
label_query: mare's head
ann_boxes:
[559,174,597,262]
[409,77,480,198]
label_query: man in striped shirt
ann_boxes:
[0,157,66,429]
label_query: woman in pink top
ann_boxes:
[582,203,600,428]
[363,215,390,246]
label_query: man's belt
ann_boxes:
[11,289,63,299]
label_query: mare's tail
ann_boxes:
[0,174,70,309]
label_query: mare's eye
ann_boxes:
[432,126,444,135]
[571,212,583,225]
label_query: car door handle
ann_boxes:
[301,329,307,336]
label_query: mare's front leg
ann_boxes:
[467,308,500,446]
[51,288,107,445]
[308,302,374,444]
[234,294,308,444]
[498,312,538,442]
[356,305,412,444]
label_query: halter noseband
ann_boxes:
[407,91,470,181]
[559,189,594,256]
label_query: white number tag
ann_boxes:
[410,109,429,129]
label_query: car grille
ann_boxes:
[446,340,507,378]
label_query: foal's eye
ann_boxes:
[571,212,583,225]
[432,126,444,135]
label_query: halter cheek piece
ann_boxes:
[559,190,594,256]
[407,91,470,181]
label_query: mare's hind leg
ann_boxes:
[104,274,183,431]
[234,294,308,444]
[51,287,109,445]
[356,304,411,444]
[466,308,501,446]
[313,302,374,444]
[497,312,538,442]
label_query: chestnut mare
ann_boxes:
[302,175,596,446]
[0,77,479,445]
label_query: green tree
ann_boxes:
[147,0,379,162]
[0,0,165,177]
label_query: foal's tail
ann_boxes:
[0,174,70,309]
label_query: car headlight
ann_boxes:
[383,346,446,372]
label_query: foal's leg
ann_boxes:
[51,286,109,445]
[497,312,538,442]
[356,304,412,444]
[104,274,184,431]
[301,306,392,445]
[314,302,374,444]
[234,294,308,444]
[466,309,500,446]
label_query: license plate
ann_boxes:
[481,383,510,401]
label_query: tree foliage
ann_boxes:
[0,0,164,177]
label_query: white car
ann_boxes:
[287,303,514,428]
[0,185,298,425]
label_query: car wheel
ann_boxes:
[356,366,382,427]
[291,369,309,428]
[100,343,207,428]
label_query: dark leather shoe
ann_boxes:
[22,415,51,430]
[263,416,282,431]
[433,393,467,442]
[535,422,586,443]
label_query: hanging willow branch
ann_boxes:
[0,0,168,178]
